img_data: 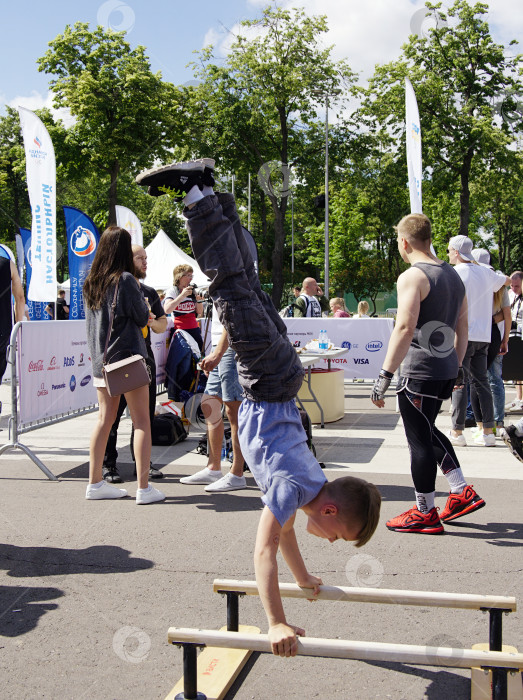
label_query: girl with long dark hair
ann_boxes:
[83,226,165,504]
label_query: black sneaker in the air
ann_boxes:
[198,157,215,187]
[136,160,204,200]
[503,425,523,463]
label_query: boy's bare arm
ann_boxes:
[279,514,322,595]
[254,506,305,657]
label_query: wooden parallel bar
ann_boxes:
[168,628,523,670]
[213,579,517,611]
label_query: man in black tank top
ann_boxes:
[371,214,485,534]
[0,257,26,386]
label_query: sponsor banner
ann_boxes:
[18,320,97,424]
[63,207,100,321]
[115,205,143,246]
[19,227,48,320]
[18,107,57,301]
[283,318,394,379]
[405,77,423,214]
[63,206,100,320]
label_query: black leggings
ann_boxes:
[398,377,462,493]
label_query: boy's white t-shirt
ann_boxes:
[210,303,224,346]
[454,263,505,342]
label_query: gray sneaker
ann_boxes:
[204,473,247,492]
[180,468,223,485]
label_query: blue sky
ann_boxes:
[0,0,259,110]
[1,0,521,116]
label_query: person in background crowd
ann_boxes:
[102,245,167,484]
[83,226,165,504]
[292,286,301,298]
[180,308,247,492]
[353,301,370,318]
[0,257,25,390]
[447,235,509,447]
[293,277,330,318]
[505,271,523,413]
[55,289,69,319]
[469,248,511,440]
[164,264,204,350]
[329,297,351,318]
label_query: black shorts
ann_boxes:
[396,376,455,402]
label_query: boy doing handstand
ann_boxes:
[136,159,381,657]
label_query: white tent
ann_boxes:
[144,229,209,290]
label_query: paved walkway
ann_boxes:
[1,381,521,700]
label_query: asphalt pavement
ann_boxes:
[1,380,522,700]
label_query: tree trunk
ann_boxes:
[107,160,120,226]
[458,148,474,237]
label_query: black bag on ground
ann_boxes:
[299,408,325,468]
[152,413,187,446]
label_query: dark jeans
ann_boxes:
[103,355,156,467]
[184,193,304,402]
[451,341,495,430]
[470,322,501,424]
[397,377,462,493]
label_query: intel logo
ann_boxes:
[80,375,91,387]
[70,375,76,392]
[341,341,351,350]
[366,341,383,352]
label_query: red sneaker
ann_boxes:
[440,485,485,523]
[386,506,444,534]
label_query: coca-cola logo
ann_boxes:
[29,360,44,372]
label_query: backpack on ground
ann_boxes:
[152,413,187,446]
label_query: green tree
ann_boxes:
[473,149,523,270]
[0,106,29,241]
[358,0,523,237]
[38,23,179,224]
[185,4,354,305]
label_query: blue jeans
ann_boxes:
[205,346,243,402]
[184,193,304,402]
[487,354,505,424]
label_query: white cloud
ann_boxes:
[237,0,521,83]
[7,90,75,127]
[202,27,222,50]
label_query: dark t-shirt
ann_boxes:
[0,258,12,337]
[56,297,68,320]
[140,282,165,354]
